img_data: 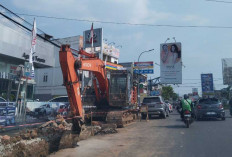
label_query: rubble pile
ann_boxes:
[0,135,49,157]
[92,122,118,135]
[0,116,78,157]
[0,118,119,157]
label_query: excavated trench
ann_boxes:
[0,116,118,157]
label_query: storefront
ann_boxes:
[0,15,57,101]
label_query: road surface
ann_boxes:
[50,111,232,157]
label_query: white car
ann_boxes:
[0,97,6,102]
[34,104,53,116]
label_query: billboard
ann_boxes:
[160,42,182,84]
[134,61,154,74]
[201,73,214,95]
[103,45,120,59]
[222,58,232,85]
[0,102,16,126]
[83,28,102,48]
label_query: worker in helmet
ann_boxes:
[180,94,194,120]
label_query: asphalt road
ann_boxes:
[50,110,232,157]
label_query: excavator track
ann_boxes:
[106,110,137,128]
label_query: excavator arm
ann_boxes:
[59,45,108,118]
[75,58,109,102]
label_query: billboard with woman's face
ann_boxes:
[160,42,182,84]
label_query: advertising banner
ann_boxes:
[83,28,102,48]
[105,62,123,70]
[103,45,120,59]
[134,61,154,74]
[160,42,182,84]
[24,62,32,77]
[222,58,232,85]
[0,102,16,126]
[201,73,214,95]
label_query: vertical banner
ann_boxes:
[222,58,232,85]
[201,73,214,96]
[30,19,37,79]
[160,42,182,84]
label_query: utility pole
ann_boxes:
[7,79,12,101]
[137,49,155,105]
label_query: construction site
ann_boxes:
[0,4,155,157]
[2,1,232,157]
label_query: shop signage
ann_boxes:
[83,28,102,48]
[22,53,46,63]
[134,61,154,74]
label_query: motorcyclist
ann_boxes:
[180,94,194,120]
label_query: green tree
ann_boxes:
[172,93,179,101]
[161,85,175,100]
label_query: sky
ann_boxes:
[1,0,232,95]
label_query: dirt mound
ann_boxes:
[0,118,118,157]
[0,116,79,157]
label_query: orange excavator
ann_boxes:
[59,45,138,130]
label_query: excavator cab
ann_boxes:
[108,70,132,108]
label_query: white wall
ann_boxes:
[35,67,67,96]
[0,21,56,67]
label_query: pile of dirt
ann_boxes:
[0,118,118,157]
[0,116,79,157]
[0,135,49,157]
[91,122,118,135]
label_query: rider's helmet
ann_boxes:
[184,94,189,99]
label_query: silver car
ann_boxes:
[141,96,169,119]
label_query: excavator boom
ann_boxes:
[59,45,109,117]
[59,45,83,117]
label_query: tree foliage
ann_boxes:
[161,85,177,100]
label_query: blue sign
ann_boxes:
[134,69,154,74]
[24,62,31,77]
[201,74,214,95]
[134,61,154,74]
[0,102,16,126]
[151,90,160,96]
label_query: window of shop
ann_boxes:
[43,74,48,82]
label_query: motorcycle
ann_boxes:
[183,110,192,128]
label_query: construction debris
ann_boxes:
[0,117,118,157]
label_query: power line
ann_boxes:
[6,12,232,29]
[205,0,232,3]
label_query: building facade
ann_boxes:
[0,14,58,101]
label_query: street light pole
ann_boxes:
[137,49,155,106]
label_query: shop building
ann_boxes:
[0,14,58,101]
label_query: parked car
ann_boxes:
[0,97,6,102]
[34,104,53,116]
[48,96,96,112]
[141,96,169,119]
[48,96,69,102]
[195,98,225,121]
